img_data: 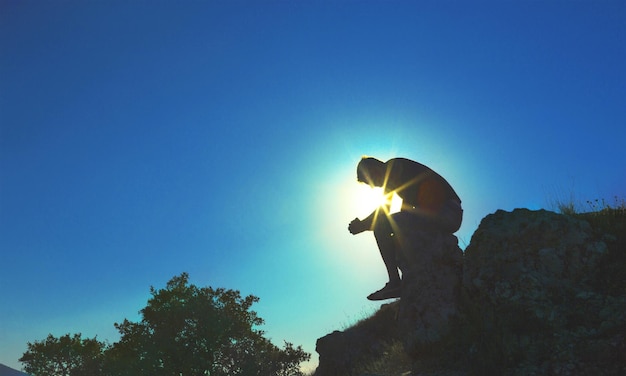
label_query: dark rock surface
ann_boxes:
[462,209,625,375]
[396,230,463,352]
[315,304,400,376]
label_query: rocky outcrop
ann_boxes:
[315,208,626,376]
[462,209,625,375]
[315,304,400,376]
[315,228,463,376]
[396,230,463,352]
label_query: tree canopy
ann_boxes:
[19,333,105,376]
[20,273,309,376]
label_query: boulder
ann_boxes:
[315,303,400,376]
[396,229,463,352]
[462,208,625,375]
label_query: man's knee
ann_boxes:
[441,200,463,233]
[372,213,393,235]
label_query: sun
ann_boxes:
[353,184,402,217]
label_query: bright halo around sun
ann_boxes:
[353,184,402,217]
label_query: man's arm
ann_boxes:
[348,205,388,234]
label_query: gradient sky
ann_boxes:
[1,1,625,372]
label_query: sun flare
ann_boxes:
[353,185,402,217]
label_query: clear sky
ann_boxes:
[1,0,624,372]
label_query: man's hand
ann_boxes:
[348,218,368,235]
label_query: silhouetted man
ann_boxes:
[348,157,463,300]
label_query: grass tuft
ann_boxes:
[550,195,625,216]
[354,340,412,376]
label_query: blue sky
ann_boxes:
[1,0,624,372]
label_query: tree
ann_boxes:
[104,272,309,376]
[20,273,310,375]
[19,333,106,376]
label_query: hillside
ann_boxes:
[0,364,29,376]
[314,208,626,375]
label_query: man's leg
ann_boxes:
[368,214,402,300]
[373,214,401,283]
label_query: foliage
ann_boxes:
[19,333,106,376]
[105,272,310,376]
[20,273,310,376]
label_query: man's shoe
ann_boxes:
[367,281,402,301]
